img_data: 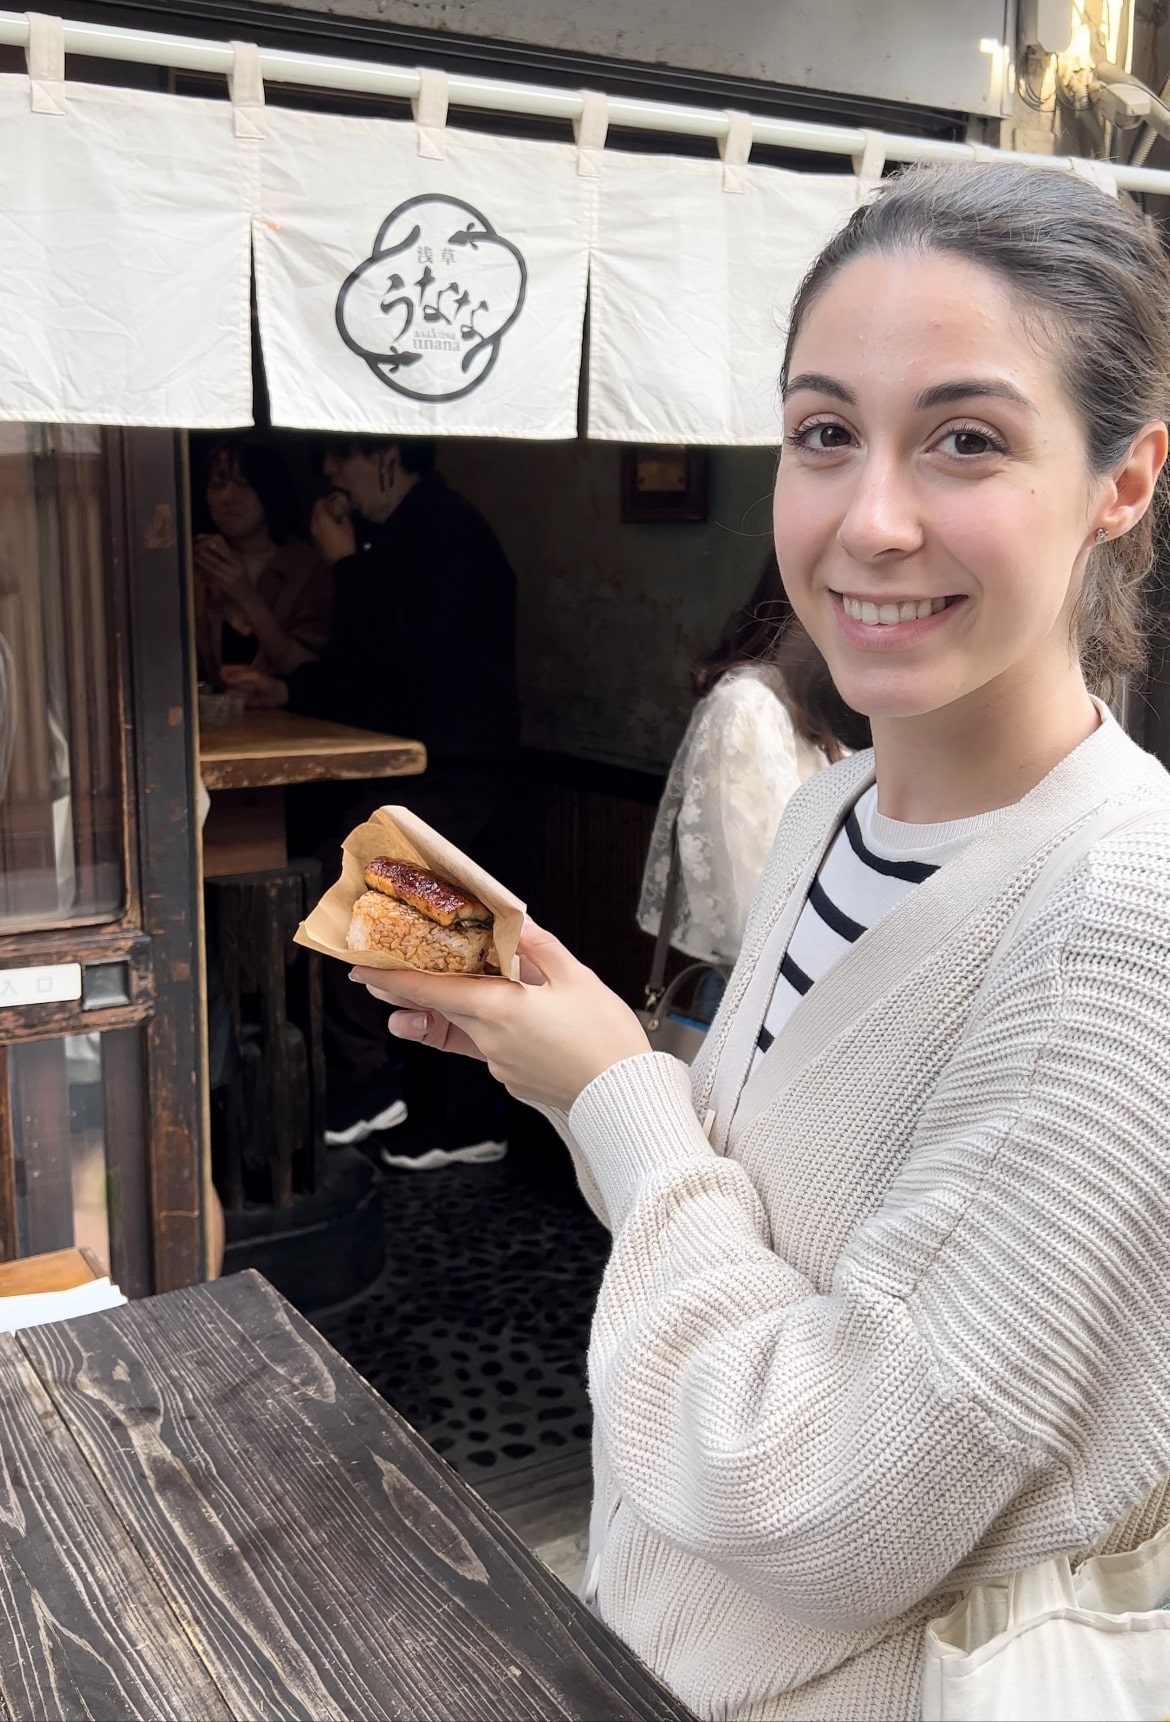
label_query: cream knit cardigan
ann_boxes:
[554,709,1170,1722]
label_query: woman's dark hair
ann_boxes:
[320,434,437,476]
[774,624,873,756]
[694,553,871,757]
[781,160,1170,702]
[693,555,794,696]
[198,438,299,546]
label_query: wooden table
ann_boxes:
[199,709,426,877]
[0,1271,695,1722]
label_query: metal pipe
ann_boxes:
[5,8,1170,195]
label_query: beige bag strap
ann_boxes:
[645,823,683,1009]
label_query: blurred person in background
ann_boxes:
[638,553,867,1011]
[194,437,333,682]
[223,434,519,1168]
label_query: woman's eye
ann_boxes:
[938,428,1003,458]
[794,422,853,451]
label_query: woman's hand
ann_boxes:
[350,921,652,1111]
[193,534,251,603]
[311,493,357,566]
[219,664,289,708]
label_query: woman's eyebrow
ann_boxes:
[784,372,856,404]
[784,374,1037,416]
[913,379,1037,413]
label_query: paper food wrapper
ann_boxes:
[293,805,526,981]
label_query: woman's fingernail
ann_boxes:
[389,1011,428,1038]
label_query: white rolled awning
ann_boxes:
[0,11,1162,442]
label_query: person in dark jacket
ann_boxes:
[223,435,519,1165]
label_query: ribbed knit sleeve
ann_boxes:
[568,831,1170,1636]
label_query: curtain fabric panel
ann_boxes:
[0,79,253,428]
[0,65,866,441]
[587,153,861,444]
[253,109,592,438]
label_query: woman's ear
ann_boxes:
[1095,420,1168,541]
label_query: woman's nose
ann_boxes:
[836,456,923,562]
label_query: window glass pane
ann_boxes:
[10,1033,111,1271]
[0,424,124,928]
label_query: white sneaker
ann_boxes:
[379,1139,507,1172]
[324,1097,408,1147]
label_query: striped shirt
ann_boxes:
[750,786,1007,1072]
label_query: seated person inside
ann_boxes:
[194,437,333,682]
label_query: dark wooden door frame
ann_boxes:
[111,429,207,1293]
[0,431,204,1294]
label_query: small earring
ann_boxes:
[1095,528,1108,544]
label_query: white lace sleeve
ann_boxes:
[638,670,821,967]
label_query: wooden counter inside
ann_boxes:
[199,709,426,792]
[198,710,426,876]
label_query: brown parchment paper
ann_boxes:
[293,805,526,981]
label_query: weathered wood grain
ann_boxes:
[0,928,154,1048]
[21,1272,694,1722]
[0,1332,230,1721]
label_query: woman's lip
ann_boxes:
[828,590,967,650]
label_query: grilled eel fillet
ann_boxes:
[363,858,491,929]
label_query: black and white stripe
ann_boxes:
[748,786,958,1074]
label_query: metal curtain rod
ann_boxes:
[3,9,1170,196]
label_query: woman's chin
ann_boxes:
[830,668,961,725]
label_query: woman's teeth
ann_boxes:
[841,595,949,625]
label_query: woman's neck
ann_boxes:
[869,661,1100,823]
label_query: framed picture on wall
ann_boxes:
[620,445,709,524]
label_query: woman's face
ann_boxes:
[206,452,267,542]
[773,251,1106,724]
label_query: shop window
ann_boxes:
[9,1034,111,1270]
[0,425,124,928]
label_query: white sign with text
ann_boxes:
[0,964,82,1008]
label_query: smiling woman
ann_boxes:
[354,162,1170,1722]
[774,167,1170,783]
[776,267,1164,811]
